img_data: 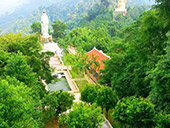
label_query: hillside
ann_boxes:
[127,0,155,6]
[0,0,154,33]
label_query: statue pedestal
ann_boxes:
[115,8,127,12]
[114,8,127,16]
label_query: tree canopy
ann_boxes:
[31,22,41,34]
[58,103,104,128]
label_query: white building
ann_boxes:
[115,0,127,12]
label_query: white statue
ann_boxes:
[41,10,49,37]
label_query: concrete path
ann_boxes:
[73,93,81,103]
[49,52,81,102]
[64,71,79,93]
[101,117,113,128]
[45,43,112,128]
[101,121,112,128]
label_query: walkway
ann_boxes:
[44,43,112,128]
[101,117,113,128]
[48,48,81,102]
[66,46,112,128]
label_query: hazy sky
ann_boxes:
[0,0,29,15]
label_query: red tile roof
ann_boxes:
[86,47,110,73]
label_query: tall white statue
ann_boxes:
[41,10,49,37]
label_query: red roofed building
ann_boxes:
[86,47,110,81]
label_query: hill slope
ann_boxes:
[0,0,155,33]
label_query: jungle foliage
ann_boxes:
[1,0,170,127]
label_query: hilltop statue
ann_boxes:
[115,0,127,16]
[41,10,49,37]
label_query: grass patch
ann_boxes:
[75,80,89,92]
[70,70,83,78]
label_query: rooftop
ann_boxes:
[86,47,110,73]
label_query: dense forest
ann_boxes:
[1,0,170,127]
[0,0,153,33]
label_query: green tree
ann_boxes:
[30,22,41,34]
[42,90,74,124]
[58,103,104,128]
[42,93,59,121]
[97,86,118,118]
[52,21,68,39]
[101,0,111,8]
[154,0,170,28]
[81,84,100,104]
[156,113,170,128]
[40,51,54,84]
[148,33,170,114]
[113,97,156,128]
[4,52,45,97]
[54,90,74,115]
[88,54,100,74]
[0,33,54,84]
[0,78,42,128]
[0,50,9,76]
[73,52,89,78]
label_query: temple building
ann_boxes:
[86,47,110,82]
[115,0,127,16]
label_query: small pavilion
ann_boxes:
[86,47,110,82]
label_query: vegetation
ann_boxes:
[1,0,170,127]
[59,0,170,126]
[58,103,104,128]
[30,22,41,34]
[81,84,99,104]
[75,80,89,92]
[148,33,170,114]
[113,97,156,128]
[42,90,74,121]
[0,32,74,127]
[96,86,118,118]
[52,21,68,40]
[81,84,118,119]
[0,78,42,128]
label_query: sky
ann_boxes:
[0,0,29,15]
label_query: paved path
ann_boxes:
[66,46,112,127]
[45,44,112,127]
[101,121,112,128]
[64,71,79,92]
[73,93,81,103]
[49,52,81,102]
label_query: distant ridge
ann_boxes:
[0,0,155,33]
